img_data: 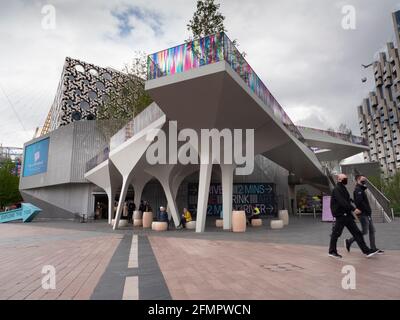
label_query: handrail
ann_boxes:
[297,125,368,146]
[147,32,305,142]
[353,169,392,222]
[85,145,110,172]
[324,166,336,192]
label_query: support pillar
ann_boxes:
[161,183,180,227]
[196,162,213,233]
[220,164,235,230]
[106,190,114,225]
[113,176,130,230]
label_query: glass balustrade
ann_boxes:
[147,32,304,141]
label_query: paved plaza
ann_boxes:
[0,217,399,300]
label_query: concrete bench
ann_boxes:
[152,221,168,231]
[278,210,289,226]
[133,210,142,220]
[111,219,129,228]
[270,219,284,229]
[232,211,246,233]
[251,218,263,227]
[142,212,153,228]
[186,221,196,230]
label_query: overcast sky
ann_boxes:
[0,0,399,151]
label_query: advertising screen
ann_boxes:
[188,183,276,216]
[23,138,50,177]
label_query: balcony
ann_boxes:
[147,32,304,142]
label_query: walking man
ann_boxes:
[344,175,384,254]
[328,174,379,259]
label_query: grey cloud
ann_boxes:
[0,0,399,147]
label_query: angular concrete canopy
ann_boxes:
[298,127,369,162]
[146,60,326,183]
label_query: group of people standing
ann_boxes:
[117,199,193,230]
[329,173,384,259]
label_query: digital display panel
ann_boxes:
[23,138,50,177]
[188,183,276,216]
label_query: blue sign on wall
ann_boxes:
[23,138,50,177]
[188,183,276,216]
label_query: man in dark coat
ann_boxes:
[344,175,384,254]
[328,174,379,259]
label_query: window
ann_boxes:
[80,101,90,110]
[89,69,99,76]
[71,111,82,121]
[88,91,97,100]
[96,81,105,91]
[102,72,112,81]
[75,64,85,73]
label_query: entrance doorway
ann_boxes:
[93,194,108,220]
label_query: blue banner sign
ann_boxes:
[23,138,50,177]
[0,203,42,223]
[188,183,276,216]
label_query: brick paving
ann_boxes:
[1,217,399,300]
[0,223,122,300]
[148,236,400,300]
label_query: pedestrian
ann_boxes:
[344,175,384,254]
[328,173,379,259]
[128,201,136,223]
[177,207,192,229]
[159,206,170,230]
[139,200,145,213]
[247,205,261,225]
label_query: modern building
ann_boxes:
[20,33,381,231]
[41,57,127,135]
[357,11,400,176]
[83,33,371,232]
[19,121,116,219]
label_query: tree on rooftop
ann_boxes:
[187,0,226,40]
[186,0,246,71]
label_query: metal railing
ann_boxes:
[297,126,368,147]
[324,166,336,192]
[109,102,164,150]
[85,103,165,173]
[353,169,393,223]
[147,32,304,142]
[85,145,110,172]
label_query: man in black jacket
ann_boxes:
[344,175,384,254]
[328,174,379,259]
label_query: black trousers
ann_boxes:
[329,215,370,254]
[348,215,376,250]
[178,217,186,228]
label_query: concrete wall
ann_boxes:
[21,184,95,220]
[19,121,109,219]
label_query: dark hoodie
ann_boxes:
[353,184,372,216]
[330,182,356,218]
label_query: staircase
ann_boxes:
[346,173,391,223]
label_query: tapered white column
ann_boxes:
[162,183,180,227]
[113,176,130,230]
[196,162,213,233]
[106,189,114,225]
[221,164,235,230]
